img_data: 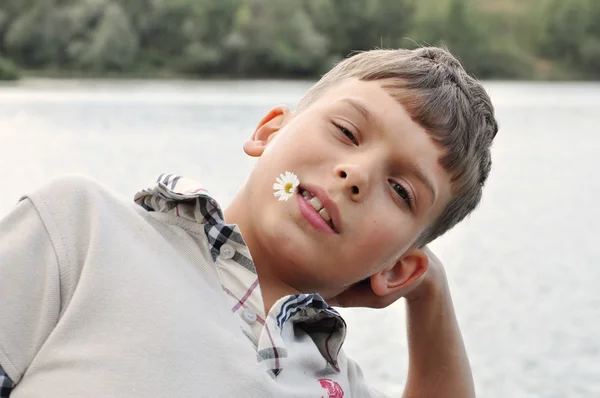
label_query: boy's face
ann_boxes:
[230,79,452,298]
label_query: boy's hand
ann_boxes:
[328,246,447,308]
[330,247,475,397]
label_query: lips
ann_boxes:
[297,184,341,234]
[300,189,333,228]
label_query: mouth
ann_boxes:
[297,185,340,234]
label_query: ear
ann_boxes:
[243,105,291,157]
[369,248,429,298]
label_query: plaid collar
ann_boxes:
[134,174,347,376]
[134,174,250,264]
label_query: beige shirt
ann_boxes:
[0,175,385,397]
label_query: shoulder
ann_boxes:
[22,174,132,217]
[15,175,156,291]
[23,174,120,203]
[20,174,140,252]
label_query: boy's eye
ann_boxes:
[390,181,413,209]
[334,123,359,145]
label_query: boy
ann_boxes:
[0,47,497,397]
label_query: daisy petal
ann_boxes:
[273,171,300,202]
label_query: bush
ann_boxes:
[0,0,595,79]
[0,56,20,80]
[536,0,600,79]
[74,3,139,71]
[223,0,329,77]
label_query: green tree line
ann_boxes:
[0,0,599,81]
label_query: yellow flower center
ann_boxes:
[284,182,294,194]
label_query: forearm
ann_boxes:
[402,275,475,398]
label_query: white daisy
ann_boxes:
[273,171,300,201]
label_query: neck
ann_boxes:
[224,189,301,314]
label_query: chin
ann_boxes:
[253,202,334,283]
[267,239,328,286]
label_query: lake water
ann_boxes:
[1,79,599,397]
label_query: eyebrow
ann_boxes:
[406,163,437,207]
[339,98,382,130]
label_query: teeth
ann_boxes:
[301,189,314,200]
[308,197,323,212]
[302,189,335,230]
[319,208,331,222]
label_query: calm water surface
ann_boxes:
[1,79,599,397]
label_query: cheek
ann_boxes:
[263,130,313,165]
[340,229,402,280]
[358,215,413,260]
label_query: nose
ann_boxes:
[335,164,369,202]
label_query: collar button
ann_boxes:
[220,244,235,259]
[242,308,257,324]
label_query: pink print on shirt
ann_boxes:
[318,378,344,398]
